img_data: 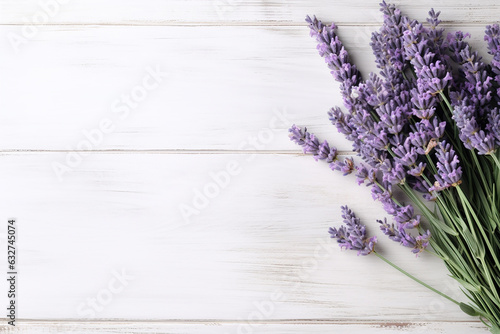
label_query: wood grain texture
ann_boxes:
[0,153,478,321]
[0,25,491,151]
[0,0,499,25]
[0,321,489,333]
[0,0,497,332]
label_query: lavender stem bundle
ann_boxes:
[289,2,500,332]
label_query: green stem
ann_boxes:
[471,150,493,197]
[439,91,453,112]
[374,251,461,306]
[424,154,438,175]
[491,152,500,171]
[456,187,500,301]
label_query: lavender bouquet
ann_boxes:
[289,2,500,332]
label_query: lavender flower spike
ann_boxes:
[378,218,431,254]
[329,206,377,256]
[305,15,362,110]
[431,141,463,191]
[289,125,356,175]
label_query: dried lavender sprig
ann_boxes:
[329,208,462,311]
[372,1,414,78]
[330,206,463,310]
[426,9,447,57]
[305,10,457,251]
[378,218,430,254]
[306,15,362,111]
[448,32,499,155]
[289,124,430,251]
[289,124,428,253]
[295,3,500,330]
[288,125,355,175]
[431,141,463,191]
[306,16,390,167]
[329,206,377,256]
[484,24,500,86]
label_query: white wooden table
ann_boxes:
[0,1,496,332]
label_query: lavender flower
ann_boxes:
[288,125,357,176]
[294,4,482,257]
[487,108,500,146]
[372,1,414,76]
[306,15,362,111]
[378,219,430,254]
[448,32,499,155]
[411,89,437,119]
[484,24,500,85]
[393,139,418,167]
[426,9,447,56]
[329,206,377,256]
[355,165,377,186]
[291,5,500,328]
[431,142,462,191]
[331,157,355,175]
[386,162,406,184]
[289,125,338,164]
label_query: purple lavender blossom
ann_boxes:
[306,15,362,111]
[378,219,430,254]
[377,100,407,135]
[487,108,500,146]
[448,32,499,155]
[355,165,377,186]
[484,24,500,85]
[393,139,418,167]
[372,1,414,76]
[329,206,377,256]
[411,89,437,119]
[384,162,406,184]
[290,4,480,256]
[408,162,427,177]
[431,142,463,191]
[289,125,338,164]
[424,119,447,139]
[426,9,447,56]
[331,157,355,176]
[394,205,414,223]
[289,125,358,177]
[448,31,471,64]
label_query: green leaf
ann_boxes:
[459,302,480,316]
[489,324,500,334]
[430,215,459,236]
[453,276,482,293]
[462,228,485,260]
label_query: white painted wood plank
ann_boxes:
[0,321,489,333]
[0,0,498,25]
[0,25,491,152]
[0,153,481,321]
[0,25,346,151]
